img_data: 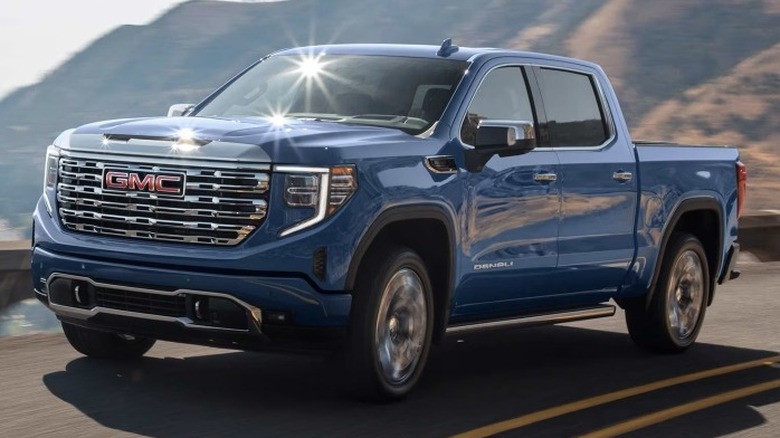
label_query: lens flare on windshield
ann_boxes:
[267,113,289,127]
[296,55,324,78]
[286,53,347,118]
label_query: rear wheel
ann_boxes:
[62,322,156,359]
[625,233,710,353]
[348,246,434,400]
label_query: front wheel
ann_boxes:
[62,322,156,359]
[347,246,434,400]
[625,233,710,353]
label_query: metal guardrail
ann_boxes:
[2,214,779,313]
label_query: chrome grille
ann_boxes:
[57,153,270,245]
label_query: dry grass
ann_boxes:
[567,0,633,91]
[635,42,780,212]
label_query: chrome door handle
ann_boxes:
[613,171,633,183]
[533,173,557,183]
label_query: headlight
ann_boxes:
[284,174,321,208]
[278,165,357,236]
[42,145,60,215]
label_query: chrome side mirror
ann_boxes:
[465,120,537,172]
[167,104,195,117]
[474,120,536,153]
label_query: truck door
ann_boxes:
[534,66,638,294]
[452,65,562,320]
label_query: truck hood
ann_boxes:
[69,116,421,164]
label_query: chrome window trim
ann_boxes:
[456,64,533,150]
[46,273,262,333]
[530,63,618,152]
[456,61,620,153]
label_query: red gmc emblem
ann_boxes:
[102,169,186,196]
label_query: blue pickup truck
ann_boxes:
[32,41,745,399]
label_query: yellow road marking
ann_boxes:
[580,378,780,438]
[451,355,780,438]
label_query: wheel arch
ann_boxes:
[345,204,457,343]
[644,196,724,308]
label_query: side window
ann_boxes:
[537,68,609,147]
[461,67,534,146]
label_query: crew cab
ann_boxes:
[32,41,745,399]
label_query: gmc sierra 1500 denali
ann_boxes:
[32,41,745,399]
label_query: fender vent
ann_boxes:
[313,247,327,280]
[425,155,457,173]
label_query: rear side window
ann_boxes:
[538,68,609,147]
[460,67,534,146]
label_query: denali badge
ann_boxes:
[103,169,186,196]
[473,261,514,270]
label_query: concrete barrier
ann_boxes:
[0,241,32,313]
[736,213,780,262]
[2,213,779,312]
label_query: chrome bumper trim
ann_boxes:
[46,273,263,334]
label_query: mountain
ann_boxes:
[1,0,778,232]
[635,41,780,212]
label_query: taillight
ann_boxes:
[736,160,747,218]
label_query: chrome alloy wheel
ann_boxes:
[665,249,705,341]
[374,268,427,386]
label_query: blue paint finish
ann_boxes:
[31,247,352,327]
[555,140,638,294]
[452,150,560,316]
[626,145,739,296]
[33,44,741,344]
[553,66,639,294]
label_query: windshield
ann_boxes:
[194,54,468,135]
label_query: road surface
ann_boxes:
[1,261,779,437]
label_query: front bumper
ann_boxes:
[33,246,352,351]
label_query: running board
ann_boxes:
[445,304,616,336]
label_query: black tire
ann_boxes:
[347,246,434,401]
[62,322,156,360]
[625,233,710,353]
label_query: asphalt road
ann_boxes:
[1,261,779,438]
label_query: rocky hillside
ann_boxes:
[635,41,780,211]
[1,0,778,231]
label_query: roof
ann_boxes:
[272,44,597,69]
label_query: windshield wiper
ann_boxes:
[285,112,344,121]
[348,114,406,122]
